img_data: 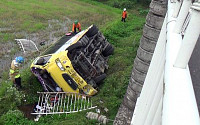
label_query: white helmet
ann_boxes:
[56,87,62,92]
[124,8,126,11]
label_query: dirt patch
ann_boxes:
[18,103,36,120]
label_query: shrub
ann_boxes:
[0,110,32,125]
[20,68,43,104]
[92,0,137,9]
[138,8,149,15]
[0,82,24,116]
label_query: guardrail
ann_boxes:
[32,92,96,115]
[131,0,200,124]
[15,39,39,53]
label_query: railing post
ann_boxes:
[174,1,200,68]
[173,0,192,33]
[172,0,183,18]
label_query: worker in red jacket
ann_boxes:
[72,20,81,33]
[121,8,128,22]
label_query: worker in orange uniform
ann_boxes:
[72,20,81,33]
[9,56,24,89]
[121,8,128,22]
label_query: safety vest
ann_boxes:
[122,11,127,18]
[10,60,20,78]
[10,69,20,78]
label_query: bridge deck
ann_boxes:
[189,36,200,113]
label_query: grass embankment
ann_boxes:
[0,0,118,42]
[0,0,146,124]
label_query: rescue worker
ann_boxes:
[121,8,128,22]
[72,20,81,33]
[9,56,24,89]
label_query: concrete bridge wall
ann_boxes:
[114,0,167,124]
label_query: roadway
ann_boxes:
[189,36,200,113]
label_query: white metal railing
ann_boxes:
[163,0,200,125]
[32,92,96,115]
[131,13,167,125]
[15,39,39,53]
[131,0,200,124]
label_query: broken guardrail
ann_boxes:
[15,39,39,53]
[32,92,97,115]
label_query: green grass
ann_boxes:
[0,0,146,124]
[93,14,145,120]
[0,0,119,36]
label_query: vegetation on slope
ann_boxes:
[0,0,119,42]
[0,0,147,124]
